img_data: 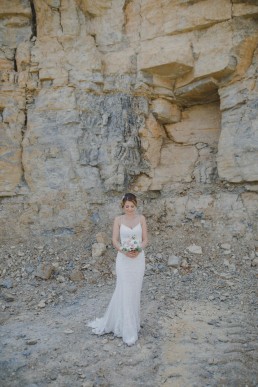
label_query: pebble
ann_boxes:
[26,339,38,345]
[0,278,13,289]
[220,243,231,250]
[25,265,34,274]
[22,350,32,357]
[81,382,94,387]
[181,259,189,269]
[191,332,198,340]
[69,269,84,282]
[208,358,218,365]
[3,293,15,302]
[168,255,181,267]
[186,244,202,254]
[219,273,232,279]
[63,329,74,334]
[56,275,65,283]
[38,300,46,308]
[49,372,58,380]
[35,263,54,280]
[208,320,220,327]
[67,285,77,293]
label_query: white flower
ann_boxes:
[121,235,142,252]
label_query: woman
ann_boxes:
[88,193,148,346]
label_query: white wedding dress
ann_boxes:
[88,222,145,345]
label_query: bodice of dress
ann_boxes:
[120,223,142,244]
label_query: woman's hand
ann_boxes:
[126,250,140,259]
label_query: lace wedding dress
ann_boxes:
[88,222,145,345]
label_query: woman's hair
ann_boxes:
[121,193,137,208]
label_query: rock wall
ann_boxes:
[0,0,257,246]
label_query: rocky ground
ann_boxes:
[0,223,258,387]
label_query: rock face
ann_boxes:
[0,0,257,246]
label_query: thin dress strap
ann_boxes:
[120,214,141,228]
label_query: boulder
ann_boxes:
[92,243,106,258]
[96,232,110,246]
[151,99,181,124]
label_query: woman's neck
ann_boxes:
[124,213,137,218]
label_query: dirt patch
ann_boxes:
[0,227,257,386]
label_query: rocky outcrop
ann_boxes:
[0,0,257,245]
[217,47,258,182]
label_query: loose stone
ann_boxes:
[186,244,203,254]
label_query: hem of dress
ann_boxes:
[87,321,139,346]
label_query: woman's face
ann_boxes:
[123,200,136,215]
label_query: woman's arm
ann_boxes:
[140,215,148,249]
[112,216,122,252]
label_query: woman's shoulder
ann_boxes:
[139,214,146,222]
[114,215,122,224]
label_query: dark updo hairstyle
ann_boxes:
[121,193,137,208]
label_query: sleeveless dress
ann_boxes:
[88,221,145,346]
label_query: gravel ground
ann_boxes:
[0,225,257,386]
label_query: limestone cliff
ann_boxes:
[0,0,257,245]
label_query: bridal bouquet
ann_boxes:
[121,235,142,253]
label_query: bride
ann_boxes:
[88,193,148,346]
